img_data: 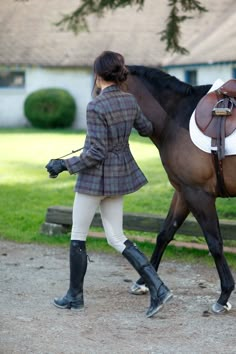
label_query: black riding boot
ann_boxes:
[122,240,172,318]
[53,240,87,311]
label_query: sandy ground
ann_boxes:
[0,239,236,354]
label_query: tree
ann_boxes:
[55,0,207,54]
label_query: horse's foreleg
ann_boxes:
[132,191,190,294]
[184,189,235,312]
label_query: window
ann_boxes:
[0,71,25,88]
[185,70,197,85]
[232,68,236,78]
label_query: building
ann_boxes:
[162,0,236,85]
[0,0,235,128]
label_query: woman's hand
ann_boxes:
[45,159,67,178]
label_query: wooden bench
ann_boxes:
[41,205,236,240]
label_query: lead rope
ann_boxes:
[55,146,84,159]
[48,146,84,178]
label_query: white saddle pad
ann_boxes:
[189,79,236,156]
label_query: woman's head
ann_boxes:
[93,51,128,86]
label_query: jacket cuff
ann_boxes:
[64,157,81,175]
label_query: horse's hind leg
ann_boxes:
[150,191,190,271]
[184,189,235,312]
[132,191,190,293]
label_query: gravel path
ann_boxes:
[0,240,236,354]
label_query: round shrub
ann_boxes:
[24,88,76,129]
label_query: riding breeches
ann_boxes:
[71,192,127,253]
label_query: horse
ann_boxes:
[122,65,235,313]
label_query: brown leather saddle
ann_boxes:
[195,79,236,160]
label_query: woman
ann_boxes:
[46,51,172,318]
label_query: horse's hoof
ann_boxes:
[211,302,232,314]
[130,282,149,295]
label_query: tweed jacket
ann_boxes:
[65,85,153,196]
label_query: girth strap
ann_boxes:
[212,151,230,198]
[211,116,226,160]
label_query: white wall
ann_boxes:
[0,66,93,129]
[166,67,185,82]
[166,63,235,85]
[197,65,234,85]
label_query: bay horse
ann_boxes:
[123,66,235,313]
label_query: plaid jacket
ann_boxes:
[65,85,153,196]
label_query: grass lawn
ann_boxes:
[0,128,236,268]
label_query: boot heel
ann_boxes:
[53,294,84,310]
[70,306,84,312]
[161,291,173,304]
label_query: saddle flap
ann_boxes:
[195,92,217,133]
[219,79,236,97]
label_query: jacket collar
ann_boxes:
[101,85,119,94]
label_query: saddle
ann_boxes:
[195,79,236,197]
[195,79,236,160]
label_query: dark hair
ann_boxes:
[93,51,129,84]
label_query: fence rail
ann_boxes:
[41,205,236,240]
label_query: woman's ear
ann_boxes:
[96,75,101,88]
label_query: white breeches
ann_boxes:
[71,192,127,253]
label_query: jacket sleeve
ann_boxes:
[133,103,153,137]
[65,103,108,174]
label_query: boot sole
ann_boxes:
[53,299,84,311]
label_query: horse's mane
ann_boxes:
[127,65,194,96]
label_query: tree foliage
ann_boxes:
[15,0,207,54]
[55,0,207,54]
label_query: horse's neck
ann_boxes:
[159,84,211,114]
[126,76,167,140]
[146,82,211,129]
[141,79,186,118]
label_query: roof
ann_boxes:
[0,0,235,68]
[162,0,236,67]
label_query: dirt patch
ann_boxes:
[0,239,236,354]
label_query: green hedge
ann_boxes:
[24,88,76,129]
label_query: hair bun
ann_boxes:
[118,66,128,82]
[94,51,128,85]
